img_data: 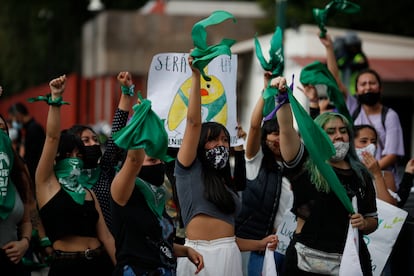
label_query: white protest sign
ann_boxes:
[275,210,297,255]
[147,53,239,148]
[365,199,408,276]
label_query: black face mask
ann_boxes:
[82,145,102,169]
[357,92,381,106]
[138,163,166,187]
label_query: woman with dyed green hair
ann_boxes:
[273,76,378,276]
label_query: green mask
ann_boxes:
[135,178,166,218]
[54,158,86,205]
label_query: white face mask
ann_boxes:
[330,142,350,162]
[356,143,376,162]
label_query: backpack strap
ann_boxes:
[381,106,389,130]
[352,104,389,130]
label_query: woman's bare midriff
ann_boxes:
[186,214,234,240]
[53,236,102,252]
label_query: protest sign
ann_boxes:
[147,53,239,148]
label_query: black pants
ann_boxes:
[48,252,114,276]
[0,249,28,276]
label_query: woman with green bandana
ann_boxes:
[272,75,377,275]
[174,53,277,275]
[0,114,34,275]
[67,71,135,232]
[109,75,204,276]
[35,75,116,276]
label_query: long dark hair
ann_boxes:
[197,122,236,214]
[56,130,85,163]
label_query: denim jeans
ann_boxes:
[248,251,285,276]
[123,265,174,276]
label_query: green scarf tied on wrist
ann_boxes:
[300,61,353,123]
[54,158,87,205]
[313,0,360,38]
[0,131,16,220]
[254,26,285,118]
[112,94,173,163]
[276,86,354,214]
[191,10,237,81]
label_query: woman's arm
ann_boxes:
[272,77,301,163]
[319,33,348,98]
[92,191,116,264]
[35,75,67,207]
[1,202,32,264]
[350,213,378,235]
[173,243,204,274]
[361,151,397,205]
[245,72,271,159]
[236,234,278,252]
[177,54,202,167]
[378,154,398,171]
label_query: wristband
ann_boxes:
[28,94,69,106]
[40,236,52,248]
[121,84,135,96]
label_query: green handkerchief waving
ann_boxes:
[284,86,354,214]
[254,26,285,118]
[313,0,360,38]
[191,10,237,81]
[113,94,173,162]
[300,61,352,123]
[254,26,284,77]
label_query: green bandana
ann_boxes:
[191,10,237,81]
[313,0,360,38]
[78,167,101,189]
[254,26,285,118]
[300,61,352,123]
[0,131,16,220]
[276,86,354,213]
[254,26,284,77]
[113,94,173,162]
[54,158,86,205]
[135,178,166,218]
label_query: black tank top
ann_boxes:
[39,189,99,243]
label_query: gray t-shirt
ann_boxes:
[0,190,24,246]
[174,159,241,227]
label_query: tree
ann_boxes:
[256,0,414,38]
[0,0,149,96]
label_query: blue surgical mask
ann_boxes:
[12,121,22,130]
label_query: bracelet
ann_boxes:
[22,236,31,244]
[28,94,69,106]
[121,84,135,96]
[40,236,52,247]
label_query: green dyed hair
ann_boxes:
[305,112,370,193]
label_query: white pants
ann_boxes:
[177,236,243,276]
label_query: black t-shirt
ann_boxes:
[111,186,176,274]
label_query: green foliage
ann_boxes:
[0,0,149,96]
[257,0,414,38]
